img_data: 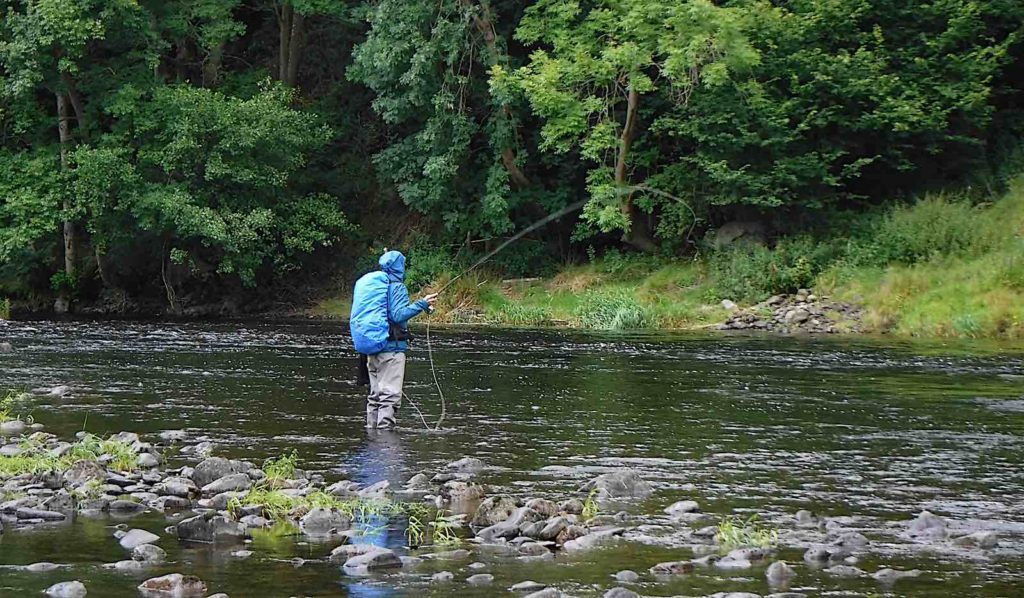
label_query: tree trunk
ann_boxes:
[278,2,293,82]
[465,0,530,189]
[284,11,305,87]
[56,92,77,312]
[616,85,657,252]
[202,43,224,88]
[162,240,182,315]
[60,72,86,137]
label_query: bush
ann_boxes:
[868,195,985,264]
[574,291,655,330]
[403,243,457,292]
[0,297,9,320]
[709,237,840,303]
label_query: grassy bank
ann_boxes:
[315,179,1024,340]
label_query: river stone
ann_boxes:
[44,581,87,598]
[873,568,922,583]
[604,589,639,598]
[536,516,568,541]
[466,574,494,585]
[0,443,22,456]
[803,546,831,563]
[109,499,146,513]
[824,565,866,578]
[404,473,430,489]
[342,547,402,574]
[159,430,187,442]
[0,420,26,436]
[108,560,145,573]
[518,541,550,556]
[231,550,253,559]
[446,456,487,473]
[563,528,623,552]
[794,510,817,528]
[440,480,484,504]
[326,480,360,497]
[580,469,653,499]
[431,571,454,582]
[766,560,795,583]
[42,491,74,512]
[832,531,869,549]
[61,460,104,489]
[714,555,752,570]
[201,473,252,496]
[0,342,11,352]
[511,580,546,592]
[16,507,66,521]
[191,457,250,488]
[524,590,563,598]
[559,498,584,515]
[239,515,272,529]
[520,521,545,538]
[155,477,197,498]
[137,453,159,468]
[472,495,520,527]
[650,560,694,575]
[524,498,559,518]
[119,528,160,549]
[25,562,62,572]
[133,544,166,562]
[477,506,544,542]
[907,511,947,535]
[299,507,351,535]
[614,570,639,582]
[149,496,191,511]
[328,544,377,562]
[952,531,999,548]
[467,561,487,570]
[138,573,207,597]
[176,513,246,544]
[356,480,390,500]
[664,500,700,517]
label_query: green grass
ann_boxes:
[0,432,140,477]
[715,514,779,549]
[0,297,9,320]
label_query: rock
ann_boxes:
[426,548,471,561]
[906,510,948,541]
[133,544,166,563]
[176,513,246,544]
[155,477,197,498]
[357,480,390,500]
[650,561,694,575]
[109,500,146,513]
[405,473,430,489]
[518,542,550,556]
[524,498,559,518]
[721,299,739,311]
[466,574,494,585]
[446,456,487,473]
[563,527,624,552]
[119,528,161,549]
[952,531,999,548]
[537,516,569,541]
[477,506,544,542]
[137,453,160,468]
[559,499,584,515]
[149,496,191,511]
[201,473,251,496]
[191,458,250,488]
[714,555,752,570]
[400,556,422,568]
[45,385,73,398]
[728,547,770,562]
[467,562,487,570]
[794,510,817,528]
[614,570,639,582]
[0,342,11,352]
[239,515,272,529]
[0,443,22,456]
[664,500,700,517]
[824,565,866,578]
[328,544,378,563]
[802,546,830,563]
[580,469,653,499]
[25,562,62,572]
[873,568,922,584]
[231,550,253,559]
[472,495,521,527]
[511,581,547,592]
[45,581,87,598]
[342,548,402,574]
[603,589,639,598]
[107,560,145,573]
[299,508,351,536]
[524,590,562,598]
[431,571,454,582]
[713,220,767,248]
[159,430,187,442]
[326,480,360,497]
[16,507,66,521]
[440,480,485,504]
[766,560,795,584]
[138,573,207,597]
[41,491,74,512]
[832,531,868,549]
[0,420,26,436]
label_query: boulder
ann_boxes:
[41,491,74,512]
[831,531,868,549]
[614,570,639,582]
[511,581,547,592]
[445,456,487,473]
[138,573,207,597]
[176,513,246,544]
[537,516,569,541]
[431,571,454,582]
[873,568,922,584]
[524,498,559,518]
[137,453,160,468]
[518,542,550,556]
[0,420,26,436]
[326,480,360,497]
[299,508,351,536]
[44,581,87,598]
[471,495,520,527]
[952,531,999,549]
[132,544,166,563]
[357,480,390,500]
[25,562,62,573]
[328,544,378,563]
[907,510,947,538]
[155,477,197,498]
[109,500,147,513]
[16,507,66,521]
[477,507,544,542]
[201,473,252,496]
[466,574,494,585]
[603,589,639,598]
[721,299,738,311]
[342,548,402,574]
[563,527,624,552]
[559,499,584,515]
[119,528,160,550]
[191,458,250,488]
[794,510,817,528]
[440,480,485,504]
[63,460,106,488]
[580,470,653,499]
[404,473,430,489]
[650,561,694,575]
[664,500,700,517]
[824,565,866,578]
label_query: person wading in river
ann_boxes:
[350,250,436,429]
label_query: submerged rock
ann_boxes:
[44,581,87,598]
[446,456,487,473]
[132,544,166,563]
[614,570,639,582]
[511,580,547,592]
[16,507,66,521]
[603,589,639,598]
[952,531,999,548]
[299,508,351,536]
[650,560,694,575]
[176,513,246,544]
[466,573,494,585]
[431,571,454,582]
[24,562,62,573]
[580,469,653,499]
[664,500,700,517]
[342,548,402,574]
[766,560,795,584]
[471,495,520,527]
[138,573,207,597]
[873,568,922,584]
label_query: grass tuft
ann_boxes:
[715,514,779,549]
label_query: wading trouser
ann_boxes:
[366,351,405,429]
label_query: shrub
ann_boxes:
[709,237,840,302]
[869,195,984,264]
[0,297,9,320]
[494,303,551,327]
[574,291,654,330]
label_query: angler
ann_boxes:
[350,250,437,429]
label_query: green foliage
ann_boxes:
[710,237,839,302]
[493,303,551,327]
[0,390,31,423]
[715,514,778,549]
[574,290,654,330]
[0,431,140,477]
[262,450,298,482]
[582,487,599,520]
[0,297,9,320]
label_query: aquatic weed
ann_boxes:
[715,514,779,549]
[582,488,600,520]
[263,450,298,482]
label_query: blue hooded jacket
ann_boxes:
[350,251,429,354]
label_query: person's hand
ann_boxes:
[423,293,438,310]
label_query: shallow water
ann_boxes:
[1,319,1023,597]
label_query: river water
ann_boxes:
[1,319,1023,597]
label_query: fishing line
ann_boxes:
[420,198,588,430]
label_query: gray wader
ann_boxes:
[366,351,406,429]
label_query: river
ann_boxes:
[1,319,1023,597]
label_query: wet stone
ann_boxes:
[952,531,999,548]
[650,560,694,575]
[824,565,866,578]
[511,580,546,592]
[766,560,795,583]
[431,571,454,582]
[132,544,166,563]
[25,562,62,573]
[524,590,562,598]
[604,589,639,598]
[44,581,87,598]
[119,528,160,549]
[614,570,639,582]
[873,568,922,584]
[664,500,700,517]
[342,548,402,574]
[466,573,494,585]
[138,573,207,597]
[580,469,653,499]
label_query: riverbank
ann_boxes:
[313,179,1024,340]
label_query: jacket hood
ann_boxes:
[379,250,406,281]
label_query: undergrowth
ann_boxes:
[715,514,779,549]
[0,432,140,477]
